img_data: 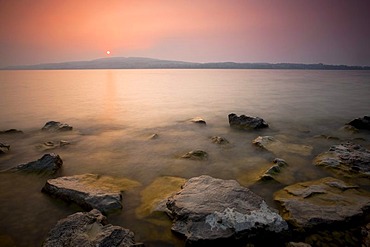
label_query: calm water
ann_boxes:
[0,69,369,246]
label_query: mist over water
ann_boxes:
[0,69,369,246]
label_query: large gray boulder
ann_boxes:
[42,121,73,131]
[166,175,288,244]
[274,177,370,229]
[228,113,268,130]
[43,209,137,247]
[7,153,62,174]
[314,142,370,178]
[42,174,140,214]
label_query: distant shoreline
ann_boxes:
[2,57,370,70]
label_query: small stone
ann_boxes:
[253,136,313,156]
[346,116,370,130]
[0,129,23,135]
[190,117,206,125]
[0,142,10,154]
[181,150,208,160]
[7,153,62,175]
[228,113,268,130]
[148,133,159,140]
[42,121,73,132]
[211,136,229,144]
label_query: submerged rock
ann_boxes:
[252,136,313,156]
[0,129,23,135]
[0,142,10,154]
[274,177,370,229]
[42,174,140,214]
[136,176,186,219]
[7,153,62,174]
[42,121,73,132]
[181,150,208,160]
[259,158,288,181]
[211,136,229,145]
[190,117,206,125]
[36,140,70,151]
[43,209,137,247]
[346,116,370,130]
[166,175,288,243]
[148,133,159,140]
[314,142,370,178]
[228,113,268,130]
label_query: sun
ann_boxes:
[106,50,111,55]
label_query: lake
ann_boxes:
[0,69,369,246]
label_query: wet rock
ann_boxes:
[148,133,159,140]
[43,209,136,247]
[166,175,288,243]
[259,158,288,181]
[313,134,340,140]
[346,116,370,130]
[36,140,71,151]
[0,129,23,135]
[253,136,313,156]
[7,153,62,174]
[136,176,186,219]
[42,174,140,214]
[228,113,268,130]
[211,136,229,144]
[0,142,10,154]
[190,117,206,125]
[286,242,312,247]
[181,150,208,160]
[274,177,370,229]
[314,142,370,178]
[42,121,73,132]
[362,223,370,247]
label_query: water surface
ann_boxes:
[0,69,369,246]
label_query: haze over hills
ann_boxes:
[2,57,370,70]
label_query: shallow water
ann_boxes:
[0,69,369,246]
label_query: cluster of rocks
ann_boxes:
[1,115,370,246]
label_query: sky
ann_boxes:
[1,0,370,67]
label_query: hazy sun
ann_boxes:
[106,50,111,55]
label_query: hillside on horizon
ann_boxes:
[3,57,370,70]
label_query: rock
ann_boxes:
[362,223,370,247]
[346,116,370,130]
[274,177,370,229]
[0,129,23,135]
[166,175,288,243]
[0,142,10,154]
[7,153,62,174]
[253,136,313,156]
[228,113,268,130]
[181,150,208,160]
[211,136,229,144]
[36,140,70,151]
[148,133,159,140]
[135,176,186,219]
[259,158,288,181]
[43,209,136,247]
[190,117,206,125]
[314,142,370,178]
[42,174,140,214]
[286,242,312,247]
[42,121,73,132]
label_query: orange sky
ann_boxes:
[1,0,370,66]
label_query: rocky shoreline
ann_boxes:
[0,115,369,246]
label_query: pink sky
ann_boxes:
[1,0,370,66]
